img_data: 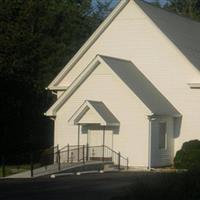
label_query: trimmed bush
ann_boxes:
[174,140,200,171]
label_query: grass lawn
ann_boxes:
[0,164,30,177]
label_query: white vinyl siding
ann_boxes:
[55,62,150,167]
[56,1,200,155]
[51,0,200,167]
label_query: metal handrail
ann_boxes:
[0,145,129,177]
[104,145,128,161]
[58,145,129,170]
[59,144,84,151]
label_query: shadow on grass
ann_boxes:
[112,171,200,200]
[0,165,31,177]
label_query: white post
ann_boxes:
[148,115,157,170]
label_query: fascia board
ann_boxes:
[45,57,101,116]
[47,0,130,89]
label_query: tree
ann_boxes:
[149,0,162,7]
[174,140,200,171]
[95,0,114,19]
[164,0,200,21]
[0,0,112,155]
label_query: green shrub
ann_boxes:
[174,140,200,171]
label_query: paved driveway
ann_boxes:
[0,172,142,200]
[2,171,197,200]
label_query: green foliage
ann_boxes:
[0,165,31,177]
[174,140,200,171]
[0,0,98,90]
[146,0,200,21]
[95,0,115,18]
[164,0,200,21]
[149,0,162,7]
[0,0,112,154]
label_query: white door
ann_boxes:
[88,126,114,160]
[88,129,103,147]
[88,129,103,159]
[88,129,113,148]
[105,129,113,149]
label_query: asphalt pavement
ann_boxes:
[0,172,143,200]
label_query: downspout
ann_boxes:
[148,115,157,170]
[102,126,106,162]
[148,116,152,170]
[78,124,80,162]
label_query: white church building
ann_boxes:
[45,0,200,168]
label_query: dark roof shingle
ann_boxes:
[135,0,200,71]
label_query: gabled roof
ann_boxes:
[47,0,130,90]
[48,0,200,90]
[135,0,200,71]
[45,55,181,117]
[101,55,181,116]
[68,100,120,126]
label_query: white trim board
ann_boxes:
[45,55,181,117]
[47,0,130,90]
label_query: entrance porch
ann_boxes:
[68,100,120,162]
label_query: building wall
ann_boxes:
[55,0,200,154]
[55,63,151,167]
[78,108,104,124]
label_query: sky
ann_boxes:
[145,0,167,6]
[92,0,168,8]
